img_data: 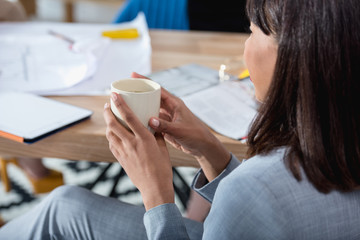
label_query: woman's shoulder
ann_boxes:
[215,147,304,213]
[221,147,305,198]
[215,147,293,207]
[232,147,290,182]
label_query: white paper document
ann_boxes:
[0,36,98,93]
[0,92,92,143]
[50,13,151,95]
[0,29,108,94]
[150,64,219,97]
[0,13,151,95]
[182,79,258,140]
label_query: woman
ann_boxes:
[1,0,359,239]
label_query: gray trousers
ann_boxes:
[0,186,203,240]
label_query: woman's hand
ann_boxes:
[149,88,231,181]
[149,88,217,157]
[103,92,174,211]
[130,72,231,180]
[129,72,231,181]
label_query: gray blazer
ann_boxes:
[144,148,360,239]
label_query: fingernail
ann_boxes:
[111,92,117,101]
[104,102,109,109]
[151,118,160,127]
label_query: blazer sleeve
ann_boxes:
[144,203,190,239]
[191,153,241,203]
[143,154,241,239]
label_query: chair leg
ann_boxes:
[0,157,12,192]
[109,167,126,197]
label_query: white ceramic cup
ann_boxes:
[110,78,161,133]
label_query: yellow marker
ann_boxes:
[102,28,140,39]
[238,69,250,79]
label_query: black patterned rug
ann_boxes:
[0,158,196,222]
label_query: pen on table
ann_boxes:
[238,69,250,80]
[48,30,75,49]
[101,28,140,39]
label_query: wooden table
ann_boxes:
[0,30,250,168]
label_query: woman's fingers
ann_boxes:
[164,134,182,150]
[103,108,126,163]
[103,102,133,140]
[158,111,172,122]
[107,132,123,160]
[160,87,172,97]
[149,117,181,136]
[160,88,182,112]
[110,93,148,136]
[154,132,167,149]
[131,72,149,79]
[155,133,170,159]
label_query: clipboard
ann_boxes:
[0,92,92,143]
